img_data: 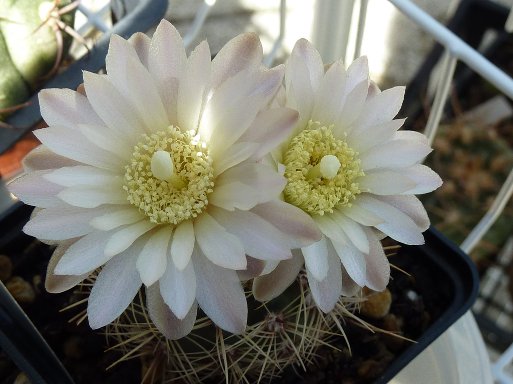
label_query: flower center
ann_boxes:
[123,126,214,225]
[283,121,363,215]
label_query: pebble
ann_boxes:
[360,288,392,319]
[6,276,36,304]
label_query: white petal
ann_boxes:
[360,139,432,171]
[55,230,117,275]
[253,251,303,301]
[39,88,103,127]
[23,205,110,240]
[330,211,370,254]
[237,256,265,281]
[286,38,324,94]
[58,182,127,208]
[22,145,79,172]
[210,207,292,261]
[302,237,329,281]
[345,56,369,91]
[356,194,425,244]
[159,253,196,319]
[128,32,151,67]
[338,203,384,227]
[8,170,64,208]
[44,165,117,187]
[334,80,369,135]
[106,35,168,132]
[89,207,143,231]
[313,214,349,244]
[208,181,263,211]
[213,142,259,177]
[104,220,157,257]
[354,86,405,130]
[78,124,132,160]
[170,220,195,270]
[358,170,417,195]
[194,212,246,269]
[346,119,405,153]
[285,56,314,130]
[341,265,361,296]
[363,228,390,291]
[34,126,124,171]
[87,243,142,329]
[376,195,430,232]
[331,239,366,286]
[136,226,172,286]
[193,247,247,334]
[251,200,321,248]
[211,32,263,89]
[311,61,347,124]
[83,71,145,141]
[146,285,197,340]
[307,241,342,313]
[45,239,89,293]
[398,164,442,194]
[177,41,211,131]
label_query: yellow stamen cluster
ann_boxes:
[283,121,363,215]
[123,126,214,225]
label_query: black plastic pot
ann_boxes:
[0,0,168,155]
[0,203,479,384]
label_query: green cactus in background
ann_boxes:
[0,0,75,116]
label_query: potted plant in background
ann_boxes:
[2,19,479,384]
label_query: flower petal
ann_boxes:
[286,38,324,94]
[302,236,329,281]
[44,165,117,187]
[363,228,390,291]
[58,183,128,209]
[77,124,132,160]
[104,220,156,257]
[193,247,247,334]
[376,195,430,232]
[211,32,263,89]
[210,207,292,261]
[89,207,144,231]
[311,61,347,125]
[353,86,405,130]
[128,32,151,67]
[170,220,195,270]
[397,164,443,194]
[253,251,303,301]
[358,170,418,195]
[237,256,265,281]
[213,142,259,177]
[159,252,196,319]
[346,119,405,153]
[307,241,342,313]
[22,145,80,172]
[45,239,89,293]
[208,181,263,211]
[136,226,172,286]
[345,56,369,91]
[338,203,384,227]
[330,210,370,254]
[8,170,64,208]
[87,243,142,329]
[313,214,349,244]
[331,239,366,286]
[360,138,432,171]
[194,212,246,269]
[146,285,197,340]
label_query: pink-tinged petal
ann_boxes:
[104,220,156,258]
[23,205,110,240]
[302,236,329,281]
[194,212,246,269]
[87,243,142,329]
[170,220,195,270]
[238,256,265,281]
[45,239,89,293]
[398,165,442,194]
[346,119,405,152]
[356,194,425,244]
[363,228,390,291]
[89,207,144,231]
[311,61,347,125]
[83,71,145,141]
[193,247,247,334]
[241,108,299,160]
[54,230,117,275]
[159,253,196,319]
[358,170,417,195]
[338,203,384,227]
[360,139,432,171]
[334,80,369,135]
[203,66,284,158]
[146,285,197,340]
[253,251,303,301]
[22,145,80,172]
[34,126,124,171]
[77,124,132,160]
[353,86,405,130]
[106,35,168,132]
[39,88,103,127]
[251,200,321,248]
[136,226,172,286]
[330,211,369,254]
[331,239,366,287]
[213,142,259,177]
[313,214,349,244]
[341,265,361,296]
[307,241,342,313]
[286,38,324,94]
[208,181,263,211]
[375,195,430,232]
[58,182,127,209]
[128,32,151,67]
[345,56,369,92]
[210,207,292,261]
[368,80,381,98]
[177,41,211,131]
[8,170,64,208]
[211,32,263,89]
[44,165,117,187]
[284,56,314,129]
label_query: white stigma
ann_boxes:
[151,150,175,181]
[319,155,341,179]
